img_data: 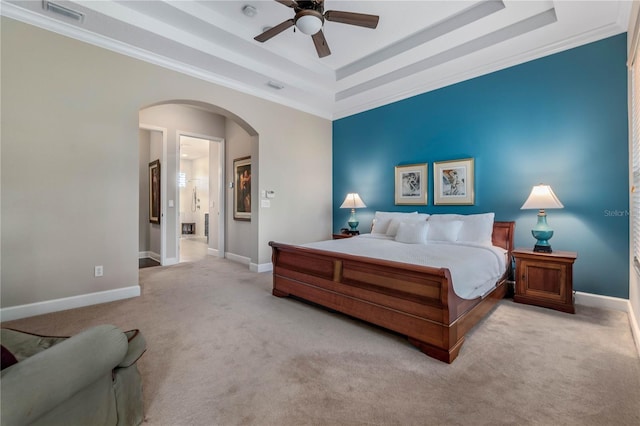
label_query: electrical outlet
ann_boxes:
[94,265,103,277]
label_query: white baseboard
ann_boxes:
[575,292,640,358]
[208,248,220,257]
[0,286,141,322]
[252,262,273,273]
[164,257,179,266]
[574,291,629,312]
[629,302,640,358]
[139,251,160,262]
[225,253,271,272]
[225,252,250,266]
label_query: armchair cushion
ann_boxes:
[1,324,145,426]
[120,329,146,368]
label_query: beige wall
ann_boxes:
[0,17,332,313]
[139,130,151,253]
[138,129,163,258]
[148,131,163,257]
[226,119,256,262]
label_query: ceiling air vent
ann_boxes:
[43,1,84,23]
[267,80,284,90]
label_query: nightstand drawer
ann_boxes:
[512,248,577,313]
[521,261,567,302]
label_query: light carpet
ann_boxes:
[2,256,640,425]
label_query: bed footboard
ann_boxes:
[269,243,500,363]
[269,221,514,363]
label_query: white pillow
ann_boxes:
[395,221,430,244]
[427,220,463,242]
[385,218,403,237]
[385,214,430,237]
[428,213,495,245]
[371,211,418,234]
[458,213,494,244]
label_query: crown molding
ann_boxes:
[0,2,334,120]
[1,2,629,122]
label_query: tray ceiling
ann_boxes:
[2,1,632,119]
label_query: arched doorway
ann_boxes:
[138,100,259,268]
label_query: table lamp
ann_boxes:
[521,184,564,253]
[340,193,366,234]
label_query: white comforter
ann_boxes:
[303,234,507,300]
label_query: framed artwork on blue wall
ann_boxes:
[394,163,428,205]
[433,158,475,205]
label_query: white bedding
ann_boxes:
[303,234,507,300]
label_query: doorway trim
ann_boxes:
[139,123,169,266]
[176,130,226,262]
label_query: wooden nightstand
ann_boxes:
[512,248,578,314]
[332,233,358,239]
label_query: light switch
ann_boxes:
[168,200,174,207]
[261,200,271,208]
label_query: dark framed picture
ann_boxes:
[394,163,428,205]
[149,159,161,224]
[233,156,251,221]
[433,158,475,205]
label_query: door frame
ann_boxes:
[139,124,168,266]
[176,131,226,262]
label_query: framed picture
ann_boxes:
[233,156,251,221]
[394,163,428,205]
[433,158,475,205]
[149,159,161,224]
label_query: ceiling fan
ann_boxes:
[254,0,379,58]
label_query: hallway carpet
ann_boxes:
[2,256,639,425]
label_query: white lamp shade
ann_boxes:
[521,184,564,210]
[295,12,323,35]
[340,193,366,209]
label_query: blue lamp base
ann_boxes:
[347,209,360,234]
[531,210,554,253]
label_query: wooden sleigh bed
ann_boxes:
[269,221,515,363]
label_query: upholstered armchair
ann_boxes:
[1,324,146,426]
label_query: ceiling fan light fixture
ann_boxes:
[254,2,379,58]
[295,10,323,35]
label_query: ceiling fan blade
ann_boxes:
[324,10,379,29]
[312,30,331,58]
[275,0,298,8]
[254,19,295,42]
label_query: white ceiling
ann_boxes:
[180,136,210,160]
[2,1,632,120]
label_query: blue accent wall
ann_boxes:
[333,34,629,299]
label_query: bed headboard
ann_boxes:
[492,221,515,255]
